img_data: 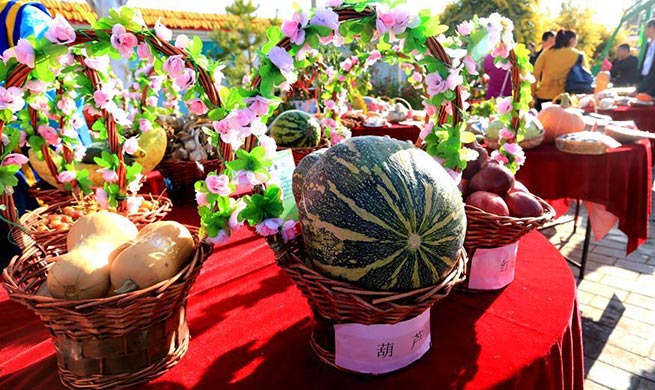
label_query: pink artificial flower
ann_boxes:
[246,95,270,116]
[57,170,77,183]
[391,7,419,34]
[188,98,208,115]
[249,119,267,136]
[45,15,76,44]
[281,220,298,242]
[446,70,463,91]
[38,125,59,146]
[123,136,139,155]
[426,72,448,97]
[496,96,513,115]
[228,201,246,232]
[255,218,283,236]
[234,170,267,187]
[174,34,190,49]
[1,153,28,166]
[57,97,76,115]
[422,102,437,117]
[95,188,109,209]
[83,55,110,73]
[376,6,396,34]
[365,50,382,67]
[163,54,186,78]
[61,126,78,139]
[492,43,510,59]
[58,52,75,67]
[110,24,138,59]
[241,74,251,87]
[136,42,154,63]
[499,128,514,140]
[0,86,25,112]
[205,174,232,196]
[14,39,35,67]
[310,7,339,31]
[73,144,86,161]
[268,47,294,79]
[340,57,355,72]
[145,96,158,107]
[503,142,522,156]
[155,18,172,42]
[463,55,478,75]
[258,134,277,158]
[25,80,47,94]
[490,150,509,165]
[18,130,26,147]
[174,68,196,90]
[281,11,308,45]
[126,196,143,214]
[96,167,118,183]
[206,229,229,245]
[326,0,343,6]
[93,89,112,109]
[139,118,153,132]
[149,75,164,91]
[195,191,208,206]
[457,21,474,36]
[330,128,350,145]
[29,95,49,112]
[411,71,422,83]
[419,121,435,140]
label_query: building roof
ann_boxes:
[40,0,270,31]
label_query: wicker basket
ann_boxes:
[484,130,545,150]
[2,228,212,389]
[277,140,330,166]
[268,234,466,373]
[27,181,73,206]
[157,159,222,205]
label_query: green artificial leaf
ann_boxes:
[263,26,284,54]
[0,165,20,192]
[28,135,45,150]
[188,35,203,58]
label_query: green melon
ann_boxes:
[292,148,327,204]
[269,110,322,148]
[299,136,466,292]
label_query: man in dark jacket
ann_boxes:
[529,31,555,66]
[636,19,655,96]
[610,44,640,87]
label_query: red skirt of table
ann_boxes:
[351,123,421,142]
[596,105,655,133]
[517,139,652,254]
[0,213,583,389]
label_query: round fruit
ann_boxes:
[466,191,510,216]
[469,163,515,196]
[462,141,489,180]
[538,93,585,143]
[67,211,138,251]
[504,192,544,217]
[292,148,327,204]
[300,136,466,292]
[269,110,322,148]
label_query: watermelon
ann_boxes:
[292,148,327,204]
[299,136,466,292]
[269,110,322,148]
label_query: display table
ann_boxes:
[596,105,655,133]
[351,122,421,142]
[517,139,652,254]
[0,209,583,389]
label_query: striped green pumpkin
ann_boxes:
[299,136,466,292]
[292,148,327,204]
[269,110,322,148]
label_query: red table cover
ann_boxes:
[517,139,652,254]
[0,206,584,389]
[351,123,421,142]
[597,105,655,133]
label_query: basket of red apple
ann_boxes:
[458,141,555,292]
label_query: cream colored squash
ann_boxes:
[66,211,138,251]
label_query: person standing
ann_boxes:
[483,54,512,99]
[610,44,640,87]
[530,30,555,66]
[532,29,587,110]
[635,19,655,96]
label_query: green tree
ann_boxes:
[210,0,276,87]
[439,0,540,45]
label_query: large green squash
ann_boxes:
[299,136,466,292]
[269,110,322,148]
[292,148,327,204]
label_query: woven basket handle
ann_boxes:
[508,49,521,136]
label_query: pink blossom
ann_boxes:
[93,89,112,108]
[174,34,190,49]
[206,229,229,245]
[246,95,270,116]
[25,80,47,94]
[96,167,118,183]
[419,121,434,140]
[411,71,422,83]
[205,174,232,196]
[1,153,28,166]
[174,68,196,90]
[490,150,509,164]
[228,201,246,231]
[446,70,463,91]
[58,52,74,67]
[110,24,138,59]
[154,18,172,42]
[492,43,510,59]
[426,72,448,97]
[38,125,59,145]
[310,7,339,31]
[163,55,185,78]
[95,188,109,209]
[258,134,277,158]
[496,96,513,115]
[136,42,154,63]
[195,191,208,206]
[57,97,76,115]
[61,126,78,139]
[126,196,143,214]
[83,55,109,73]
[255,218,283,236]
[145,96,158,107]
[0,86,24,112]
[249,119,267,136]
[73,144,86,161]
[340,57,356,72]
[268,47,294,79]
[14,39,35,67]
[139,118,153,132]
[331,127,350,145]
[326,0,343,6]
[188,98,208,115]
[365,50,382,67]
[18,131,26,147]
[57,170,76,183]
[376,6,396,34]
[499,127,514,140]
[149,75,164,91]
[503,142,522,156]
[124,136,139,155]
[281,11,308,45]
[29,95,49,112]
[234,170,267,187]
[463,55,478,75]
[391,7,419,34]
[457,21,474,36]
[422,102,437,117]
[281,220,298,242]
[45,15,76,44]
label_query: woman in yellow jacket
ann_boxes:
[533,30,587,110]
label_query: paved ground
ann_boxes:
[539,194,655,390]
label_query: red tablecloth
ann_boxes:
[517,139,652,254]
[0,209,583,389]
[597,105,655,133]
[351,123,421,142]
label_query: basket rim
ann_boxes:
[464,195,555,225]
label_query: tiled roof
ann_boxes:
[40,0,270,31]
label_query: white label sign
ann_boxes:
[334,309,431,374]
[468,241,519,290]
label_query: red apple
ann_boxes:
[504,192,544,218]
[458,178,470,197]
[462,142,489,180]
[466,191,510,216]
[469,163,515,196]
[509,181,530,194]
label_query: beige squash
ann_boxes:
[67,211,138,251]
[110,222,195,293]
